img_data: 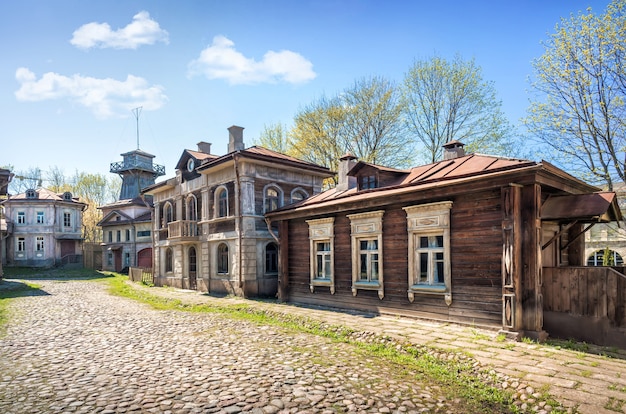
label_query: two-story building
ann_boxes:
[143,125,333,297]
[98,149,165,272]
[1,188,87,268]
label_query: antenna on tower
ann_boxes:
[132,106,143,149]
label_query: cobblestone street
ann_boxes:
[0,279,458,413]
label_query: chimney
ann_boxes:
[442,140,465,160]
[197,141,212,154]
[336,153,358,191]
[228,125,245,153]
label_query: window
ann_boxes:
[290,188,308,204]
[264,185,282,213]
[17,237,25,252]
[187,195,197,221]
[116,230,121,242]
[306,217,335,293]
[347,211,384,299]
[587,249,624,266]
[404,201,453,305]
[163,202,174,226]
[108,231,113,243]
[107,252,113,266]
[360,175,377,190]
[358,239,380,282]
[36,236,44,252]
[17,211,25,224]
[216,187,229,217]
[165,248,173,273]
[63,212,71,227]
[36,211,44,224]
[217,243,229,274]
[63,192,72,201]
[26,189,37,199]
[124,252,130,267]
[265,243,278,274]
[125,229,131,241]
[137,230,151,237]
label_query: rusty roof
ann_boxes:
[266,153,598,218]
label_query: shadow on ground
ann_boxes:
[0,280,50,298]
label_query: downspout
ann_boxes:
[233,153,243,293]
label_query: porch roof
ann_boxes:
[541,192,622,223]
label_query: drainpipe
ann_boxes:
[233,153,244,294]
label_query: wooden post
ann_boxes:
[521,183,548,341]
[277,220,289,302]
[501,184,523,337]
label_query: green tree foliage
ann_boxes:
[288,76,411,184]
[524,1,626,190]
[254,123,290,153]
[403,54,515,163]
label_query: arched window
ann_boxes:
[587,249,624,266]
[26,189,37,199]
[217,243,229,274]
[189,246,197,273]
[290,188,308,204]
[264,185,283,213]
[216,187,229,218]
[265,242,278,274]
[63,192,72,201]
[187,195,197,221]
[163,202,174,226]
[165,248,173,273]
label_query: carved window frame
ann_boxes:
[347,210,384,299]
[404,201,453,305]
[306,217,335,294]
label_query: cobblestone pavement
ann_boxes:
[0,279,463,414]
[131,283,626,414]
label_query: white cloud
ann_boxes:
[70,11,169,50]
[188,35,316,85]
[15,67,168,119]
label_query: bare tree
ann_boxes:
[403,54,515,163]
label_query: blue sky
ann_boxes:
[0,0,610,183]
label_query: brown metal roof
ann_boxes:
[541,192,622,223]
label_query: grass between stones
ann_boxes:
[100,274,539,414]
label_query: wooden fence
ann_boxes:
[128,267,154,285]
[543,266,626,347]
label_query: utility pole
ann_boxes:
[132,107,143,150]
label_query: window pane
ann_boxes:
[435,235,444,247]
[419,253,428,283]
[371,254,379,280]
[419,236,429,248]
[324,255,331,277]
[360,254,368,280]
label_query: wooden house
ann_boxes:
[266,142,625,344]
[142,125,333,297]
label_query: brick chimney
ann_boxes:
[228,125,245,153]
[197,141,212,154]
[336,153,358,191]
[442,140,465,160]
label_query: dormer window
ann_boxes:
[63,192,72,201]
[187,158,195,172]
[26,189,37,199]
[360,175,377,190]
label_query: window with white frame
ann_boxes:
[36,211,44,224]
[403,201,453,305]
[107,252,113,266]
[125,229,131,241]
[187,195,197,221]
[63,212,71,227]
[17,237,25,252]
[306,217,335,293]
[17,211,25,224]
[124,252,130,266]
[108,231,113,243]
[36,236,44,252]
[347,211,384,299]
[116,230,121,242]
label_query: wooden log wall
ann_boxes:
[284,188,505,327]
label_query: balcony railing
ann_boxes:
[167,220,199,240]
